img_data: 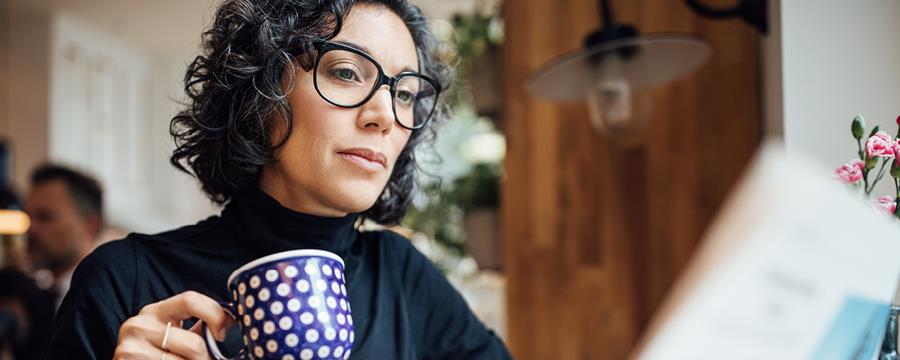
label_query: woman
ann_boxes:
[46,0,512,359]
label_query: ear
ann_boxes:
[83,215,102,241]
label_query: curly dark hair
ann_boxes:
[170,0,452,224]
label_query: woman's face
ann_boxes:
[259,3,419,217]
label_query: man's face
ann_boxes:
[24,180,94,273]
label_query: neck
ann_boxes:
[51,240,93,278]
[221,187,360,256]
[258,167,349,218]
[51,262,76,282]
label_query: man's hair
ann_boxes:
[30,164,103,222]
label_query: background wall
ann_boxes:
[500,0,762,358]
[4,3,51,195]
[2,0,220,233]
[776,0,900,195]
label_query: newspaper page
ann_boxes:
[633,141,900,360]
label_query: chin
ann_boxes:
[328,188,381,214]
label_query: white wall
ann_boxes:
[48,13,218,233]
[3,5,218,234]
[773,0,900,189]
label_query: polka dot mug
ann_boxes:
[204,249,354,360]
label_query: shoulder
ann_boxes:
[362,228,413,249]
[78,236,139,277]
[361,229,430,268]
[150,215,221,242]
[361,229,451,297]
[76,216,222,285]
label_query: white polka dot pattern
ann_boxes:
[223,255,352,359]
[296,279,310,293]
[276,283,291,297]
[265,269,279,282]
[285,265,298,278]
[317,345,330,358]
[300,349,314,360]
[287,298,301,312]
[258,288,270,302]
[270,301,283,315]
[305,329,319,343]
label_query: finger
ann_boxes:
[154,291,231,340]
[189,320,202,335]
[163,326,212,360]
[159,349,188,360]
[113,338,187,360]
[189,316,236,338]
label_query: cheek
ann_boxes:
[284,94,343,157]
[390,131,413,162]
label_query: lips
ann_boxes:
[337,148,388,171]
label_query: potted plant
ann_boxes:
[453,162,502,270]
[450,10,504,119]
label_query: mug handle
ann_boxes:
[202,301,244,360]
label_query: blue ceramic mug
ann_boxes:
[204,249,354,360]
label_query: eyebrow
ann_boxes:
[332,40,418,74]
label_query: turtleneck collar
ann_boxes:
[220,187,359,258]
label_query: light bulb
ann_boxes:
[585,54,633,134]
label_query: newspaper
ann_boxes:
[632,141,900,360]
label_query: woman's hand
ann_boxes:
[114,291,235,360]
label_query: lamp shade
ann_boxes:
[527,33,711,102]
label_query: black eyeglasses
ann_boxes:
[312,41,441,130]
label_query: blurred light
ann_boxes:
[0,209,30,235]
[461,133,506,164]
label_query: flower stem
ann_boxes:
[894,178,900,219]
[863,166,871,197]
[869,159,889,193]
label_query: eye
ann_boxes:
[329,66,361,83]
[396,90,415,105]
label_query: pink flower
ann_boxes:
[866,131,896,158]
[894,139,900,164]
[834,159,864,184]
[875,196,897,215]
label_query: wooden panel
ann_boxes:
[501,0,761,358]
[0,0,8,138]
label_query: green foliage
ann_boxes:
[447,10,505,109]
[404,183,467,259]
[451,12,504,61]
[452,163,501,210]
[401,6,506,269]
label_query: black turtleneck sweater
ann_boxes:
[45,188,512,359]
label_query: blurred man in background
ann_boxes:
[0,268,55,360]
[24,164,103,308]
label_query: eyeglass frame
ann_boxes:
[310,40,442,131]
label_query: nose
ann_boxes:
[357,85,395,135]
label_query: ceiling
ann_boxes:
[8,0,487,58]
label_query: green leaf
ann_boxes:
[891,160,900,179]
[852,115,866,140]
[869,125,881,138]
[867,156,879,170]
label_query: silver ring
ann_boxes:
[161,321,172,350]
